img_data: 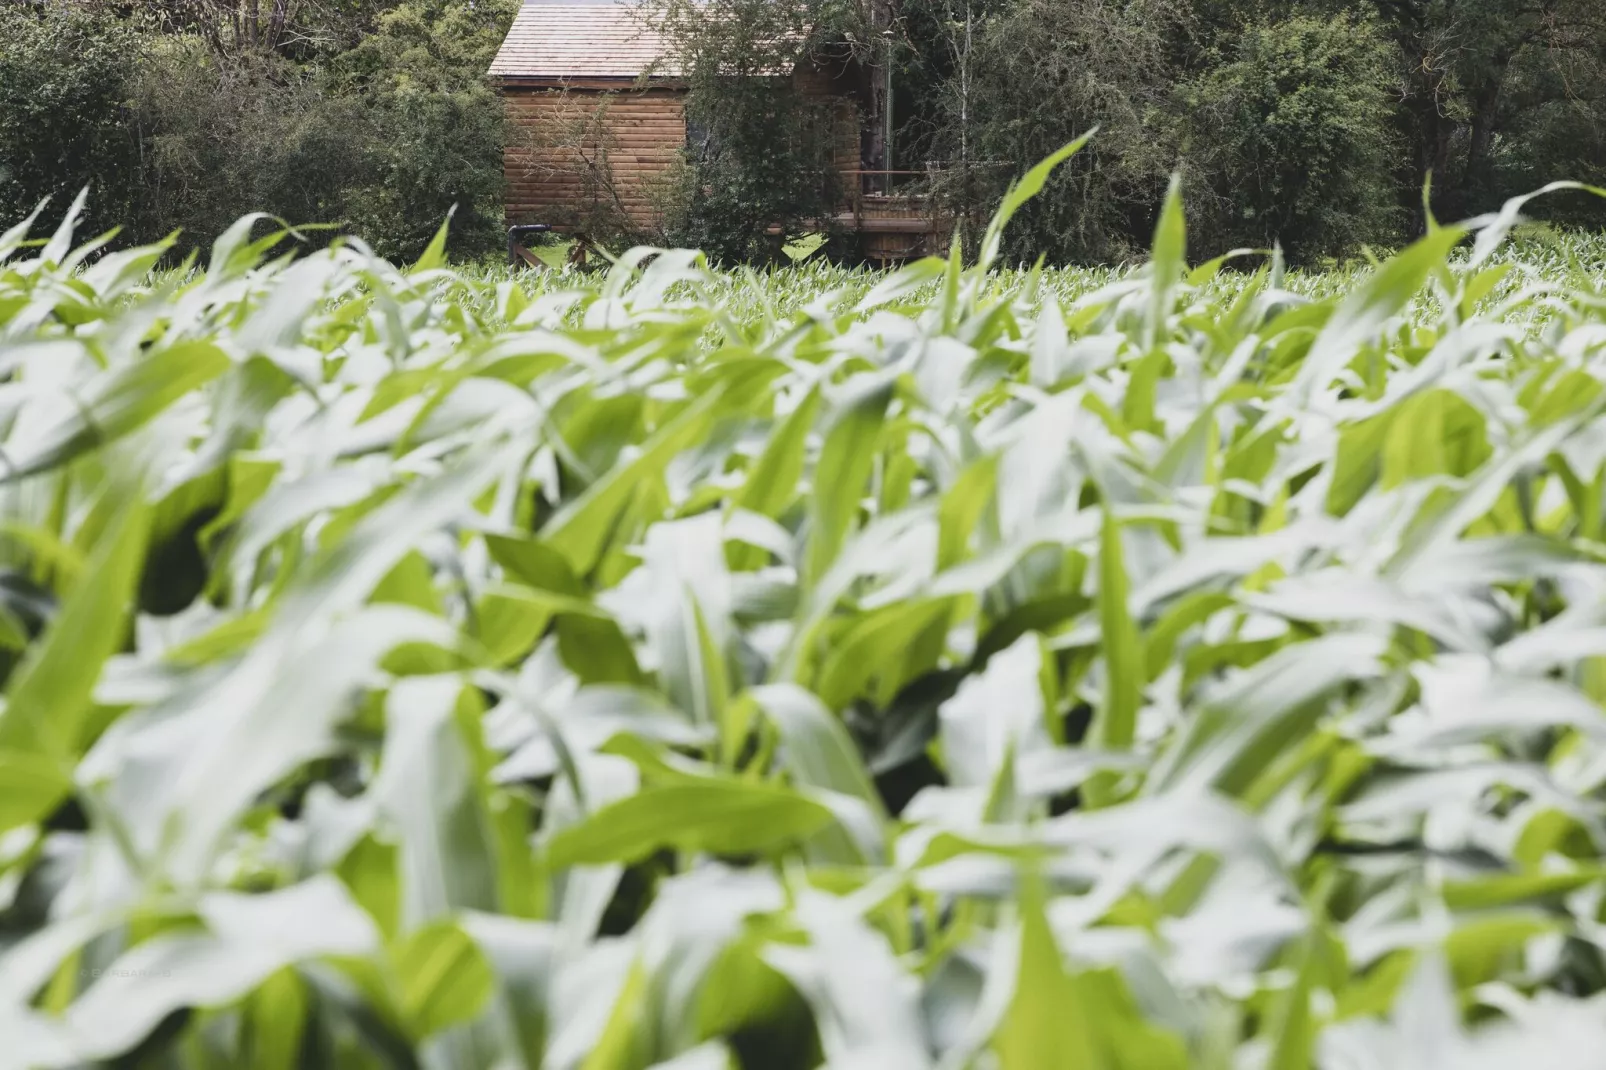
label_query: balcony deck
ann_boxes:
[507,171,957,267]
[834,171,948,261]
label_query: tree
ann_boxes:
[651,0,859,263]
[0,2,145,237]
[327,0,518,258]
[909,0,1192,263]
[122,0,513,259]
[891,0,996,251]
[901,0,1412,263]
[1178,12,1402,261]
[104,0,381,58]
[1354,0,1606,220]
[0,0,514,261]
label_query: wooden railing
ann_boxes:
[839,169,934,197]
[841,163,1014,196]
[835,170,938,237]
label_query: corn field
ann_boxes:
[5,146,1606,1070]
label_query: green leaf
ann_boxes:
[1264,937,1318,1070]
[762,890,930,1066]
[0,750,72,833]
[728,386,821,570]
[206,212,291,282]
[482,534,643,678]
[995,872,1095,1070]
[486,531,585,591]
[1086,508,1142,806]
[751,684,882,814]
[372,550,444,616]
[2,341,231,482]
[0,485,148,762]
[1147,633,1387,797]
[1446,912,1556,988]
[1147,173,1186,352]
[1143,591,1234,681]
[750,683,887,863]
[635,514,734,733]
[33,877,380,1067]
[1287,224,1467,410]
[242,967,308,1070]
[937,456,999,570]
[647,1042,734,1070]
[994,869,1184,1070]
[1380,390,1490,487]
[813,597,955,712]
[558,614,646,686]
[1327,409,1397,515]
[377,678,506,925]
[1442,868,1606,911]
[546,780,833,867]
[1468,181,1606,267]
[854,256,947,313]
[392,919,496,1039]
[410,206,456,273]
[804,375,893,586]
[544,388,725,576]
[978,131,1096,271]
[579,958,650,1070]
[459,913,557,1069]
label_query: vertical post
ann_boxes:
[862,0,896,194]
[884,33,895,195]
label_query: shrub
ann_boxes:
[130,41,375,250]
[337,83,508,262]
[1,0,513,262]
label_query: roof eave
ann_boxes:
[493,74,688,89]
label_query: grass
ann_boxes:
[4,154,1606,1070]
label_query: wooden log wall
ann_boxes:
[794,66,863,179]
[504,86,687,232]
[502,69,900,249]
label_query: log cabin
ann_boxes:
[488,0,943,262]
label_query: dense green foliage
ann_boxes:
[891,0,1606,262]
[655,0,851,263]
[6,146,1606,1067]
[1351,0,1606,222]
[1178,12,1401,262]
[648,0,1606,264]
[0,0,514,261]
[0,2,144,240]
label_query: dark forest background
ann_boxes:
[5,0,1606,265]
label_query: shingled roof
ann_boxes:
[489,0,677,82]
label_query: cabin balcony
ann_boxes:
[832,170,948,264]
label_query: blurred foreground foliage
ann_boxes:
[2,146,1606,1068]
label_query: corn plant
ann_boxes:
[4,155,1606,1070]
